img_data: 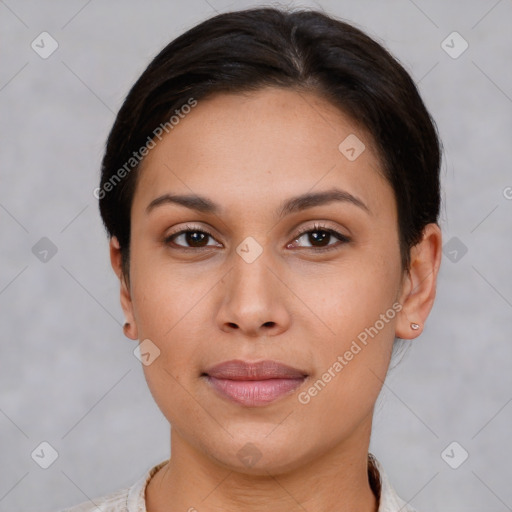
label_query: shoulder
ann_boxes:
[56,486,130,512]
[370,454,421,512]
[55,460,169,512]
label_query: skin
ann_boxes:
[110,87,442,512]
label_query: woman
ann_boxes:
[64,6,442,511]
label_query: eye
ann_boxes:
[287,223,350,252]
[164,224,221,249]
[163,222,350,252]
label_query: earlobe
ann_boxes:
[395,223,442,340]
[109,237,138,340]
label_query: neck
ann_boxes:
[146,426,378,512]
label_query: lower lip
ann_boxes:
[205,376,306,407]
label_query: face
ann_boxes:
[118,87,412,474]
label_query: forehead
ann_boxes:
[133,87,393,219]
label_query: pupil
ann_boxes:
[184,230,331,248]
[310,230,329,246]
[187,231,207,247]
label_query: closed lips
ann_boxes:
[203,359,308,380]
[203,359,308,407]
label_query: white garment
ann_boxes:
[58,454,418,512]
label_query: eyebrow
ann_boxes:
[145,187,371,217]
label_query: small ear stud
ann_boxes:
[410,322,420,330]
[123,322,131,334]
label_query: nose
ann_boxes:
[215,249,291,338]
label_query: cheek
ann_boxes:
[128,254,217,404]
[298,290,397,427]
[135,301,202,427]
[129,250,209,339]
[302,253,401,402]
[311,252,401,339]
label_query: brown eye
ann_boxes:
[288,224,350,251]
[164,225,221,249]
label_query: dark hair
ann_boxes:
[98,6,442,277]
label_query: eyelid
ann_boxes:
[288,222,351,251]
[164,223,220,247]
[293,222,349,240]
[164,222,350,250]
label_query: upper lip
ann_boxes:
[204,359,308,380]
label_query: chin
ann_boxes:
[202,430,315,476]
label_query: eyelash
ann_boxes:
[164,222,350,253]
[292,223,351,251]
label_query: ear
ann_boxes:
[395,223,442,339]
[110,237,138,340]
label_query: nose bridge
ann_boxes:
[229,240,275,308]
[216,237,290,335]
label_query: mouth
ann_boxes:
[202,359,308,407]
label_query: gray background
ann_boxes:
[1,0,511,510]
